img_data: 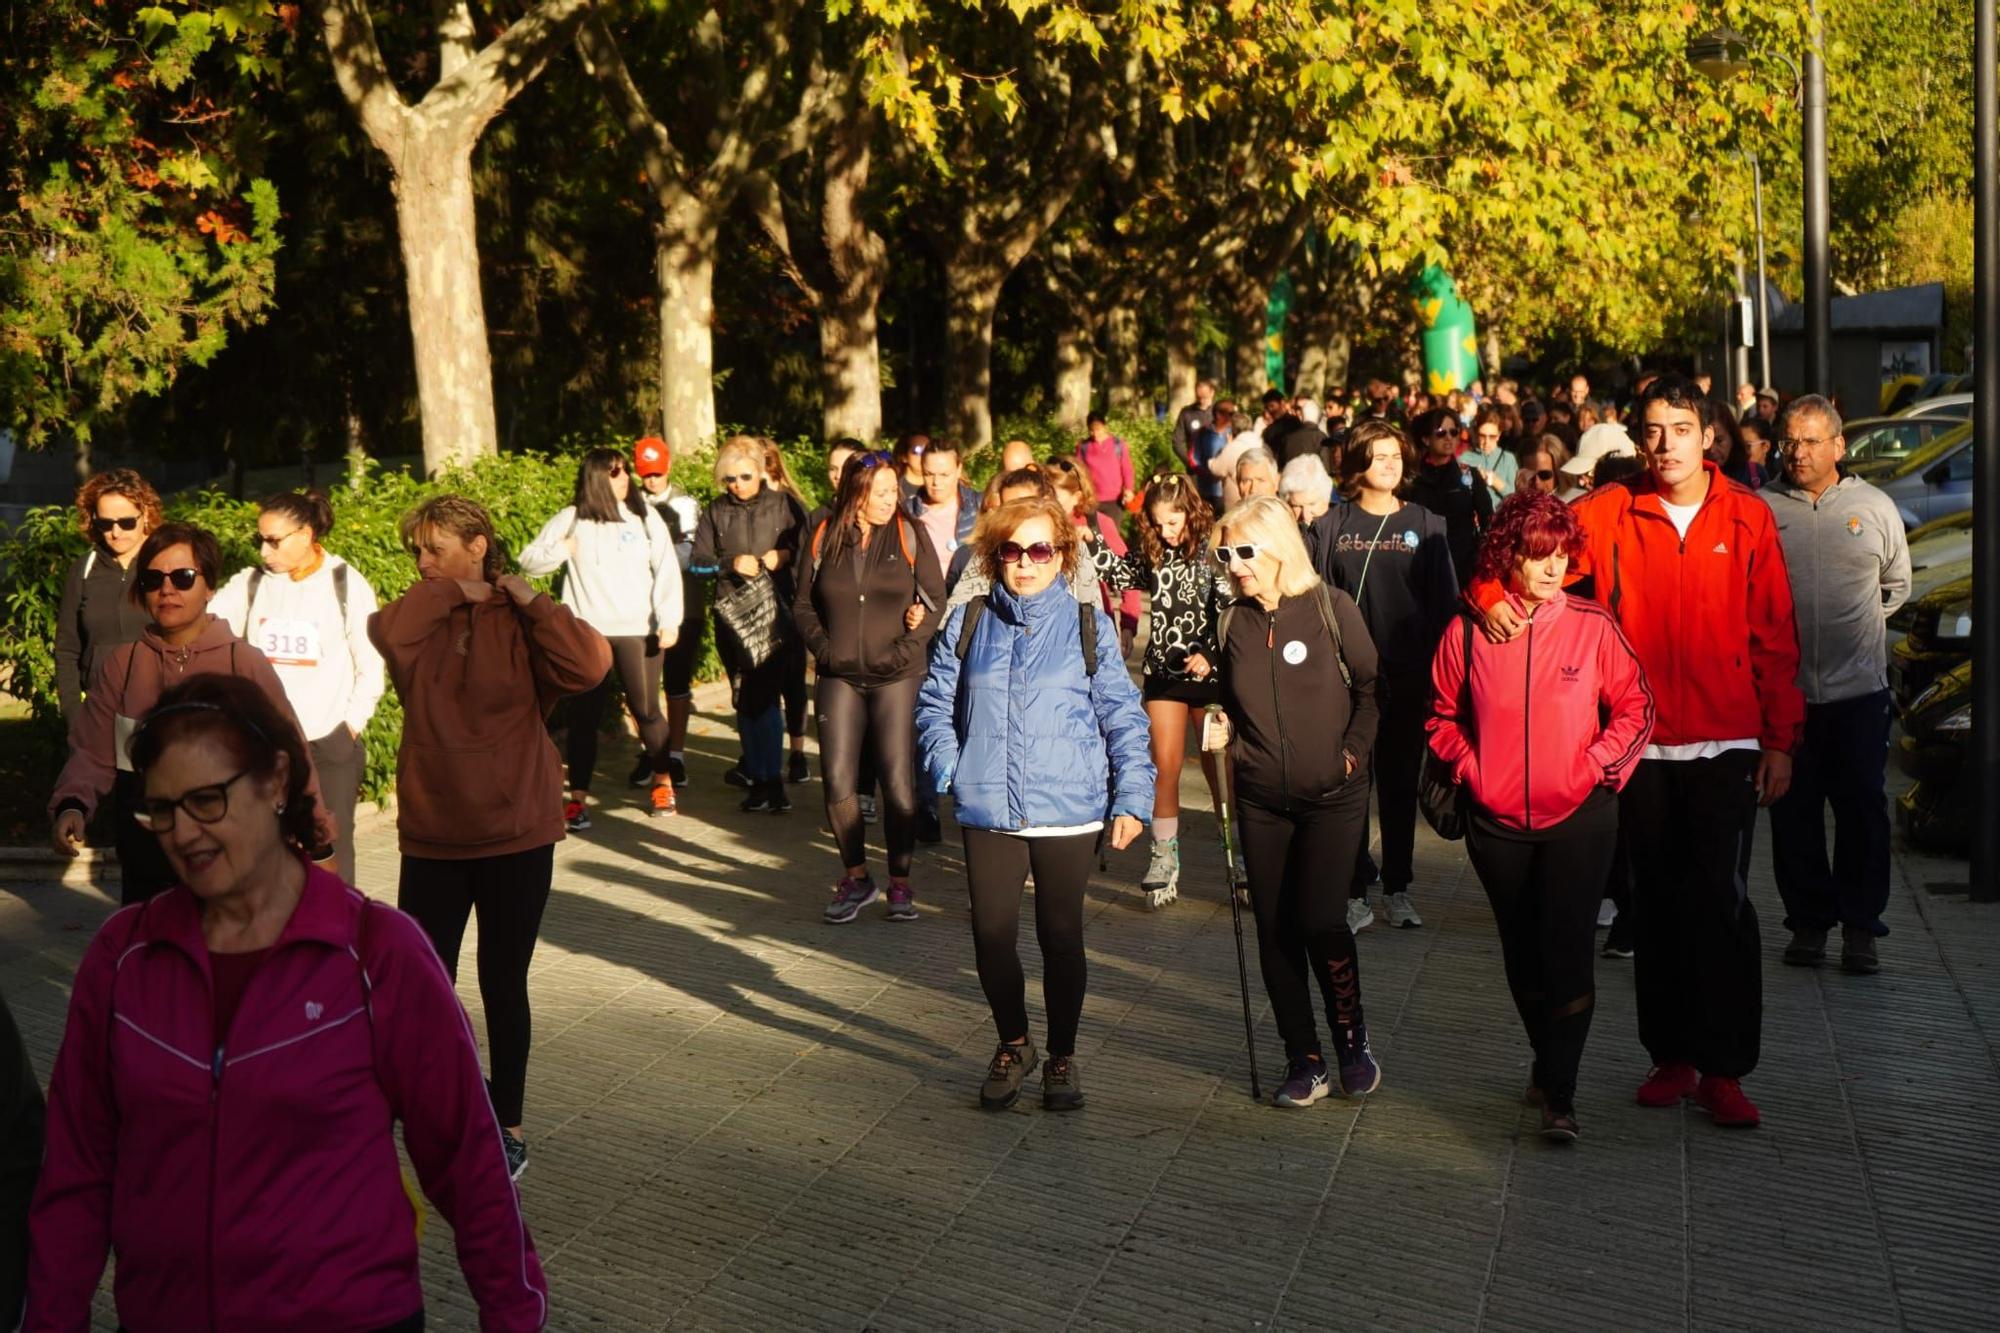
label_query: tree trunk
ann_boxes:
[943,257,1005,449]
[1104,302,1141,414]
[1324,330,1354,399]
[656,188,719,446]
[1164,282,1199,410]
[1482,327,1503,383]
[1294,300,1342,400]
[1053,308,1095,431]
[816,109,887,442]
[391,140,499,473]
[819,296,882,442]
[1231,291,1268,400]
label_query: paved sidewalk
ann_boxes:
[2,701,1996,1331]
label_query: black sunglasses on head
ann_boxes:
[92,516,141,534]
[136,567,201,594]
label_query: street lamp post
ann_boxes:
[1749,150,1772,392]
[1972,0,1997,901]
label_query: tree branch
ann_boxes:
[419,0,593,143]
[312,0,413,154]
[573,10,686,190]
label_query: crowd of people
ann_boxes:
[3,362,1913,1325]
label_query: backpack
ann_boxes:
[235,563,350,637]
[1215,583,1353,687]
[954,594,1098,677]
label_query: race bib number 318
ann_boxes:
[257,618,323,667]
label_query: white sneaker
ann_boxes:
[1140,837,1180,909]
[1346,896,1376,933]
[1597,897,1617,929]
[1385,891,1423,929]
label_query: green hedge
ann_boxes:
[0,415,1171,807]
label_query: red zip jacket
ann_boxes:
[1428,594,1656,832]
[27,862,548,1332]
[1469,463,1805,754]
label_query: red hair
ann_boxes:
[1474,492,1588,590]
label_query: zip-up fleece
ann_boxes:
[1427,594,1656,832]
[26,862,548,1332]
[792,515,945,685]
[369,579,611,859]
[1470,462,1806,754]
[1761,474,1912,704]
[1218,584,1380,810]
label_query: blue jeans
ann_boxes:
[739,704,785,782]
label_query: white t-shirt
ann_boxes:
[1661,499,1702,540]
[210,554,385,743]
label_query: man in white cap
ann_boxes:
[1559,422,1640,500]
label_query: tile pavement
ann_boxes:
[2,697,1996,1331]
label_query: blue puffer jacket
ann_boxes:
[916,577,1155,831]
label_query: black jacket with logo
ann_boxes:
[1219,587,1380,810]
[792,514,945,685]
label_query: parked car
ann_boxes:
[1868,421,1974,526]
[1883,373,1971,415]
[1897,660,1971,853]
[1889,573,1973,708]
[1897,391,1974,422]
[1842,414,1953,467]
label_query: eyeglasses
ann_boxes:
[998,541,1057,565]
[1780,436,1837,451]
[723,472,757,484]
[92,516,141,534]
[254,527,303,548]
[1214,542,1262,566]
[136,567,201,594]
[1429,424,1460,436]
[132,768,252,833]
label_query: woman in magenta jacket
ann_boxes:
[27,674,546,1332]
[1427,492,1655,1144]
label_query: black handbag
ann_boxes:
[1419,615,1476,841]
[713,571,790,669]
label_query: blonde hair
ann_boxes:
[713,435,765,489]
[399,495,506,581]
[1212,495,1321,600]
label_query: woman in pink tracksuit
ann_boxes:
[27,673,547,1332]
[1428,492,1655,1144]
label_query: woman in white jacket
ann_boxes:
[210,489,384,885]
[519,448,684,825]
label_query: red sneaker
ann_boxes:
[1694,1075,1761,1128]
[1634,1062,1699,1107]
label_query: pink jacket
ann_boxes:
[1075,434,1133,506]
[1427,593,1655,832]
[27,863,547,1331]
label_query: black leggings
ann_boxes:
[112,772,176,906]
[1239,779,1371,1062]
[1465,792,1618,1110]
[1352,668,1427,897]
[963,828,1097,1058]
[398,844,554,1127]
[781,640,809,740]
[566,635,672,791]
[817,674,920,877]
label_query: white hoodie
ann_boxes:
[518,504,683,638]
[210,552,386,743]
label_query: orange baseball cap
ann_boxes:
[634,437,670,477]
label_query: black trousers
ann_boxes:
[1351,668,1427,898]
[310,725,363,887]
[1239,777,1372,1063]
[963,828,1097,1058]
[781,639,809,740]
[111,771,176,906]
[1770,690,1893,937]
[566,635,672,791]
[1466,791,1618,1110]
[1622,751,1763,1080]
[398,844,554,1126]
[817,674,920,878]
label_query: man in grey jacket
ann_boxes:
[1762,395,1912,975]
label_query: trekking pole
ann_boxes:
[1205,705,1261,1101]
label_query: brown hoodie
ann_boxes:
[369,578,610,860]
[49,616,338,851]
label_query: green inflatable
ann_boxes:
[1410,264,1480,396]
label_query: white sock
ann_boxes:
[1153,817,1179,843]
[669,750,685,762]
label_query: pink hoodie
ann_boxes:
[27,862,547,1331]
[1427,593,1655,833]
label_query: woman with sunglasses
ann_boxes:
[49,523,336,904]
[30,675,547,1331]
[55,469,161,721]
[1079,472,1235,907]
[917,497,1154,1112]
[1199,496,1383,1107]
[1314,419,1459,933]
[210,490,385,885]
[690,436,805,813]
[793,451,945,924]
[1515,438,1569,497]
[519,448,684,828]
[1463,407,1519,508]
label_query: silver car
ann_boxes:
[1873,422,1974,528]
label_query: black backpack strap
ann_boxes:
[954,595,988,663]
[1078,601,1098,677]
[239,567,265,637]
[332,562,349,625]
[1313,583,1354,687]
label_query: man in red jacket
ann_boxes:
[1475,373,1805,1129]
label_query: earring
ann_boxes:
[276,802,287,815]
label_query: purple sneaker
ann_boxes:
[823,875,879,924]
[1273,1057,1331,1108]
[1333,1025,1382,1097]
[885,880,918,922]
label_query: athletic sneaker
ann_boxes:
[627,753,653,788]
[1602,915,1635,959]
[1384,891,1422,928]
[1539,1106,1580,1143]
[823,875,880,924]
[1333,1025,1382,1097]
[1273,1057,1331,1108]
[563,800,591,833]
[980,1039,1039,1110]
[665,753,688,786]
[1784,927,1828,967]
[915,807,943,844]
[739,783,778,814]
[885,880,918,922]
[768,782,792,813]
[1597,898,1618,929]
[788,752,810,784]
[503,1134,528,1181]
[1042,1055,1085,1112]
[649,780,678,817]
[1693,1075,1761,1128]
[723,762,750,788]
[1840,927,1880,975]
[1635,1062,1699,1107]
[858,794,877,823]
[1141,836,1180,909]
[1346,896,1375,933]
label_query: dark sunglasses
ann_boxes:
[607,462,627,477]
[136,567,201,594]
[254,527,302,548]
[92,516,141,534]
[1429,424,1460,436]
[132,768,252,833]
[998,541,1057,566]
[722,472,758,484]
[1213,542,1262,566]
[856,450,894,469]
[1532,469,1555,481]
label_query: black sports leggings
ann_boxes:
[964,828,1097,1058]
[781,640,809,740]
[398,844,554,1127]
[565,634,672,790]
[1465,792,1617,1111]
[1239,779,1371,1062]
[817,674,921,878]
